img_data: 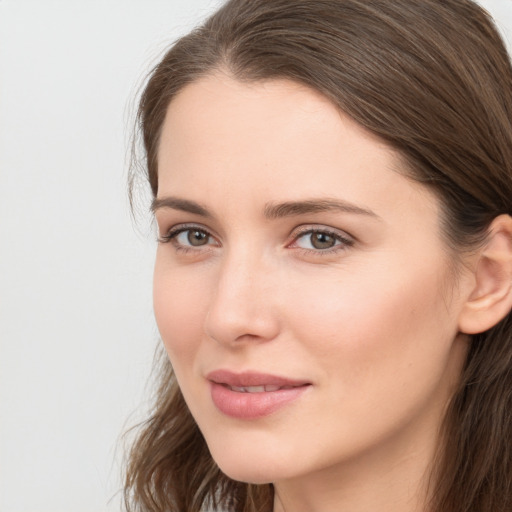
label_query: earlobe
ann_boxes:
[458,214,512,335]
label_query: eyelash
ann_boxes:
[158,224,354,256]
[289,226,354,256]
[158,224,217,254]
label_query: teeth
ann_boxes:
[228,385,285,393]
[246,386,265,393]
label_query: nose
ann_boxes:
[204,248,281,346]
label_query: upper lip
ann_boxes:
[206,369,310,387]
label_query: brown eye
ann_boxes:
[310,232,336,249]
[295,231,339,250]
[168,228,214,248]
[292,228,352,253]
[187,229,209,246]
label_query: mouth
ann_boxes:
[207,369,310,389]
[222,384,301,393]
[206,370,311,419]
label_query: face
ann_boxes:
[153,74,468,486]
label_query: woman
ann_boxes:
[125,1,512,511]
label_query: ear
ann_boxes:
[458,214,512,335]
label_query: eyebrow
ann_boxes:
[152,196,380,220]
[263,198,380,220]
[151,197,212,217]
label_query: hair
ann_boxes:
[124,1,512,511]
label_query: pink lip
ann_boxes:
[207,370,311,419]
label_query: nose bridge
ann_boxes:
[204,243,279,345]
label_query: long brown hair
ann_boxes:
[125,1,512,511]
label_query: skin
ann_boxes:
[153,73,471,512]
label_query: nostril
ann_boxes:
[204,303,280,346]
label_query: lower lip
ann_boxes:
[210,382,310,419]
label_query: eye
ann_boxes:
[175,229,211,247]
[159,225,218,250]
[290,227,353,253]
[297,231,339,250]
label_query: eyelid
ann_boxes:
[158,223,219,246]
[287,224,355,252]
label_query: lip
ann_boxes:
[207,370,311,419]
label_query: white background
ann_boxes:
[0,1,511,511]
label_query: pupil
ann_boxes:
[188,230,208,246]
[311,232,334,249]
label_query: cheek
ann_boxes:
[285,256,459,398]
[265,259,463,465]
[153,259,211,368]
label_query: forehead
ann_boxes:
[156,73,438,226]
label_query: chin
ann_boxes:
[215,460,276,485]
[206,439,291,484]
